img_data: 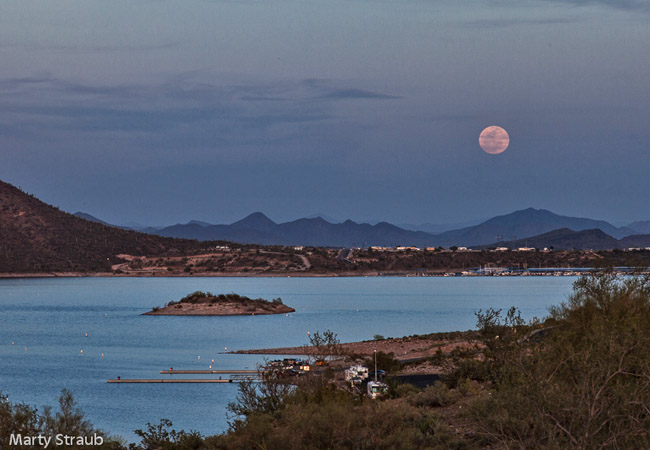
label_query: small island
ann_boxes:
[143,291,295,316]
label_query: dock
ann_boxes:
[107,379,233,383]
[160,369,259,374]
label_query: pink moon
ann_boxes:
[479,126,509,154]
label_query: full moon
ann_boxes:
[479,126,509,154]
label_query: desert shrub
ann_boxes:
[392,382,420,399]
[469,273,650,449]
[456,378,482,397]
[0,390,124,449]
[214,387,466,450]
[409,382,456,408]
[443,359,491,388]
[134,419,203,450]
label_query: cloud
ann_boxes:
[1,74,396,159]
[540,0,650,12]
[301,78,400,101]
[318,88,400,100]
[0,40,180,53]
[466,17,576,29]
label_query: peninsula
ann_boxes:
[143,291,295,316]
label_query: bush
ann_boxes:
[409,382,456,408]
[0,390,124,449]
[469,273,650,449]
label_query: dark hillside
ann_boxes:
[0,181,213,273]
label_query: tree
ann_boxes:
[470,273,650,449]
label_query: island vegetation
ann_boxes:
[143,291,295,316]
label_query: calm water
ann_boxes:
[0,276,575,441]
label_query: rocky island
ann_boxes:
[143,291,295,316]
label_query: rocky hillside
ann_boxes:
[0,181,212,273]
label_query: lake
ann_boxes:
[0,276,576,442]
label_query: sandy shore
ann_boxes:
[234,333,479,360]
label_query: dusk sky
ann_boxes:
[1,0,649,226]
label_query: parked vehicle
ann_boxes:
[367,381,388,399]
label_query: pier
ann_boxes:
[160,369,259,374]
[107,378,233,383]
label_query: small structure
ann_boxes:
[367,381,388,399]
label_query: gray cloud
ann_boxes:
[541,0,650,12]
[318,88,400,100]
[0,40,180,53]
[466,16,576,29]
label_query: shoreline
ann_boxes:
[0,270,611,279]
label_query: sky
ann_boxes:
[1,0,649,227]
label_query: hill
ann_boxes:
[477,228,650,251]
[0,181,212,273]
[626,220,650,235]
[476,228,621,250]
[433,208,631,247]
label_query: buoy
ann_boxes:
[209,365,212,369]
[198,355,200,361]
[24,347,27,352]
[224,347,227,352]
[307,331,310,336]
[85,332,88,337]
[101,353,104,358]
[11,341,14,345]
[211,359,214,364]
[80,349,83,354]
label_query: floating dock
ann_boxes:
[160,369,259,374]
[107,379,233,383]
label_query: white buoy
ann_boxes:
[211,359,214,364]
[101,353,104,358]
[80,349,83,354]
[11,341,14,345]
[24,347,27,352]
[224,347,227,352]
[198,355,200,361]
[85,332,88,337]
[209,365,212,369]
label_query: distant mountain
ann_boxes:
[432,208,632,247]
[619,234,650,249]
[146,208,644,248]
[73,211,109,225]
[187,219,213,227]
[477,228,621,250]
[398,219,486,234]
[477,228,650,251]
[0,180,209,272]
[232,212,279,233]
[626,221,650,235]
[153,213,439,248]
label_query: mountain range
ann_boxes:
[477,228,650,251]
[5,178,650,251]
[113,208,646,249]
